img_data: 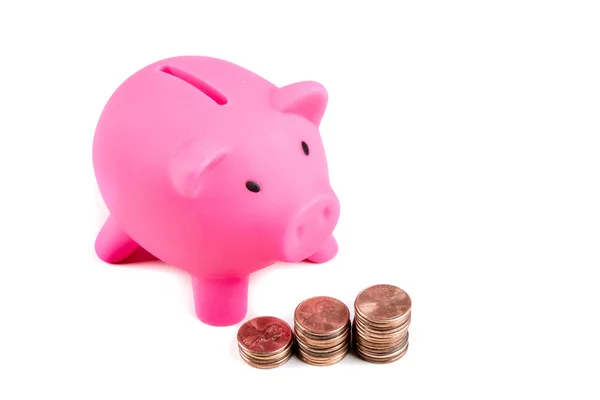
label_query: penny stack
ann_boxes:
[353,284,412,363]
[293,296,351,366]
[237,316,294,369]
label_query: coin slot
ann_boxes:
[160,65,228,105]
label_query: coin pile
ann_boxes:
[237,316,294,369]
[293,296,351,366]
[353,284,412,363]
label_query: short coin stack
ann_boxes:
[353,284,412,363]
[237,316,294,369]
[293,296,351,366]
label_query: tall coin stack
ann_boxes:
[353,284,412,363]
[237,316,294,369]
[294,296,351,366]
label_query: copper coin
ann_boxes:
[354,315,410,332]
[354,284,411,323]
[354,335,408,351]
[354,321,410,343]
[238,339,293,360]
[357,338,409,357]
[353,330,408,346]
[355,342,409,364]
[355,311,412,331]
[297,346,349,366]
[237,316,293,354]
[296,336,350,355]
[294,296,350,336]
[296,341,349,357]
[352,284,412,364]
[293,296,351,366]
[295,335,348,351]
[294,321,351,340]
[355,315,411,331]
[354,332,409,353]
[237,316,294,369]
[239,349,294,369]
[294,325,350,349]
[297,347,349,363]
[353,321,407,340]
[355,333,409,352]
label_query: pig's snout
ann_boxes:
[280,194,340,262]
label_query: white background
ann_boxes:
[1,1,599,399]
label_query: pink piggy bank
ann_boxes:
[93,56,340,326]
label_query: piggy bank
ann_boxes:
[93,56,340,326]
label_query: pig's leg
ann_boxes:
[305,235,338,263]
[191,275,249,326]
[95,215,139,263]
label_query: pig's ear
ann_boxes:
[168,139,229,198]
[272,81,328,126]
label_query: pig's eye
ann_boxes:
[301,141,309,156]
[245,181,261,193]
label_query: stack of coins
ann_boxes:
[293,296,351,366]
[237,316,294,369]
[353,284,412,363]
